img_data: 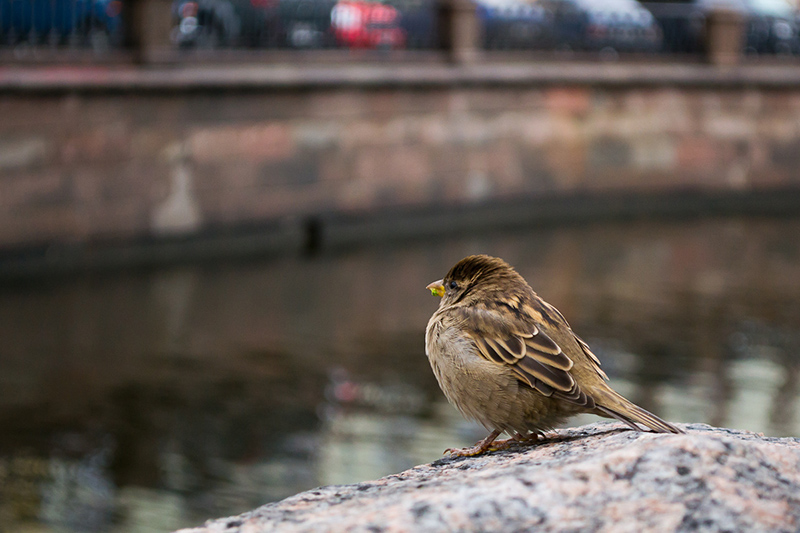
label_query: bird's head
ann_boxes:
[427,254,525,306]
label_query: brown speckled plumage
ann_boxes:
[425,255,682,456]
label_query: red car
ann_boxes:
[330,0,405,49]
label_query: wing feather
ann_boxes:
[515,356,575,390]
[483,337,519,365]
[524,336,573,371]
[474,336,504,364]
[525,330,560,354]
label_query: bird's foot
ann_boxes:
[443,429,560,457]
[538,430,566,442]
[483,431,547,451]
[511,431,545,445]
[443,442,507,457]
[444,429,503,457]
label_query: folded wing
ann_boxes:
[456,305,596,409]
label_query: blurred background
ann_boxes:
[3,0,800,530]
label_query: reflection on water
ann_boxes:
[1,216,800,531]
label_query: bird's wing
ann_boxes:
[538,299,609,381]
[455,304,596,408]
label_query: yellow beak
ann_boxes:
[427,279,445,298]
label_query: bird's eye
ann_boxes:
[448,280,458,290]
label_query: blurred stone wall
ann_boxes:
[2,75,800,248]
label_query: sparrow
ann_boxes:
[425,254,682,457]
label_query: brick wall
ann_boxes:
[2,64,800,251]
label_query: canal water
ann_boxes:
[1,215,800,532]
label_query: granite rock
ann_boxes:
[176,423,800,533]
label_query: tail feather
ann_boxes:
[595,389,683,434]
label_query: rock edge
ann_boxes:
[176,423,800,533]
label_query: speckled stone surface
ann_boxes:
[176,423,800,533]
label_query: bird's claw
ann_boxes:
[443,443,502,457]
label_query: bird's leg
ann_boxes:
[444,429,503,457]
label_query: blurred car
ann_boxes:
[540,0,663,53]
[0,0,122,47]
[643,0,799,55]
[476,0,553,50]
[172,0,338,48]
[387,0,435,49]
[640,0,704,53]
[172,0,280,47]
[172,0,220,47]
[330,0,405,49]
[742,0,798,55]
[280,0,338,48]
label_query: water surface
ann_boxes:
[1,216,800,531]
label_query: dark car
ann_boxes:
[1,0,122,48]
[541,0,663,54]
[387,0,436,49]
[172,0,280,47]
[475,0,553,50]
[281,0,337,48]
[742,0,798,54]
[640,0,703,53]
[643,0,798,55]
[172,0,337,48]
